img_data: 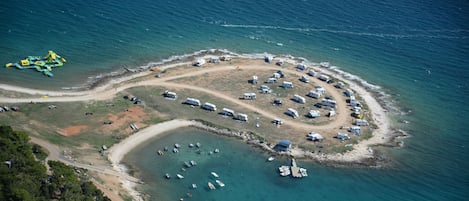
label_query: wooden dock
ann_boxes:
[290,158,302,178]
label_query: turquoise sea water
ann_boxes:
[1,0,468,200]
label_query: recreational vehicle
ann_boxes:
[355,119,369,126]
[236,113,249,121]
[163,90,177,99]
[286,108,299,118]
[282,81,293,89]
[185,98,201,106]
[221,108,235,116]
[307,132,324,141]
[336,133,350,140]
[307,91,321,99]
[328,110,336,117]
[344,89,354,97]
[272,72,281,79]
[318,74,330,82]
[293,94,306,104]
[308,110,321,118]
[266,77,277,83]
[210,56,220,63]
[321,98,337,108]
[349,126,361,135]
[202,102,217,111]
[308,69,317,76]
[243,93,257,100]
[297,64,306,71]
[316,86,326,94]
[260,85,272,94]
[300,75,309,83]
[193,58,206,67]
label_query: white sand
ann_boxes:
[107,119,196,201]
[108,119,196,164]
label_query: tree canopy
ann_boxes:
[0,126,110,201]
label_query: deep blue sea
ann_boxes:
[1,0,468,200]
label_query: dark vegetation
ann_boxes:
[0,126,110,201]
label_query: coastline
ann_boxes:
[1,50,400,201]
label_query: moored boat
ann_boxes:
[190,160,197,166]
[278,165,291,176]
[299,168,308,177]
[208,182,216,190]
[192,183,197,189]
[157,150,164,155]
[177,174,184,179]
[215,180,225,187]
[165,173,171,179]
[184,162,192,168]
[267,156,275,162]
[211,172,219,178]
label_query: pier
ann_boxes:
[278,158,307,178]
[290,158,302,178]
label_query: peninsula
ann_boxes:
[0,52,399,201]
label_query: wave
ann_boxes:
[220,24,469,39]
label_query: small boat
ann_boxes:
[184,162,192,168]
[189,143,194,148]
[211,172,219,178]
[190,160,197,166]
[173,148,179,153]
[192,184,197,189]
[157,150,164,156]
[164,146,169,151]
[165,173,171,179]
[177,174,184,179]
[214,148,219,153]
[267,157,275,162]
[299,168,308,177]
[174,143,181,148]
[208,182,216,190]
[215,180,225,187]
[196,142,201,148]
[278,166,291,177]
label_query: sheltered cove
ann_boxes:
[0,50,402,201]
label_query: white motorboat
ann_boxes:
[190,160,197,166]
[211,172,219,178]
[208,182,216,190]
[165,173,170,179]
[278,166,291,176]
[176,174,184,179]
[192,184,197,189]
[215,180,225,187]
[214,148,219,153]
[267,156,275,162]
[299,168,308,177]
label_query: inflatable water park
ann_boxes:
[5,50,66,77]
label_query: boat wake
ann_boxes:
[220,24,469,39]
